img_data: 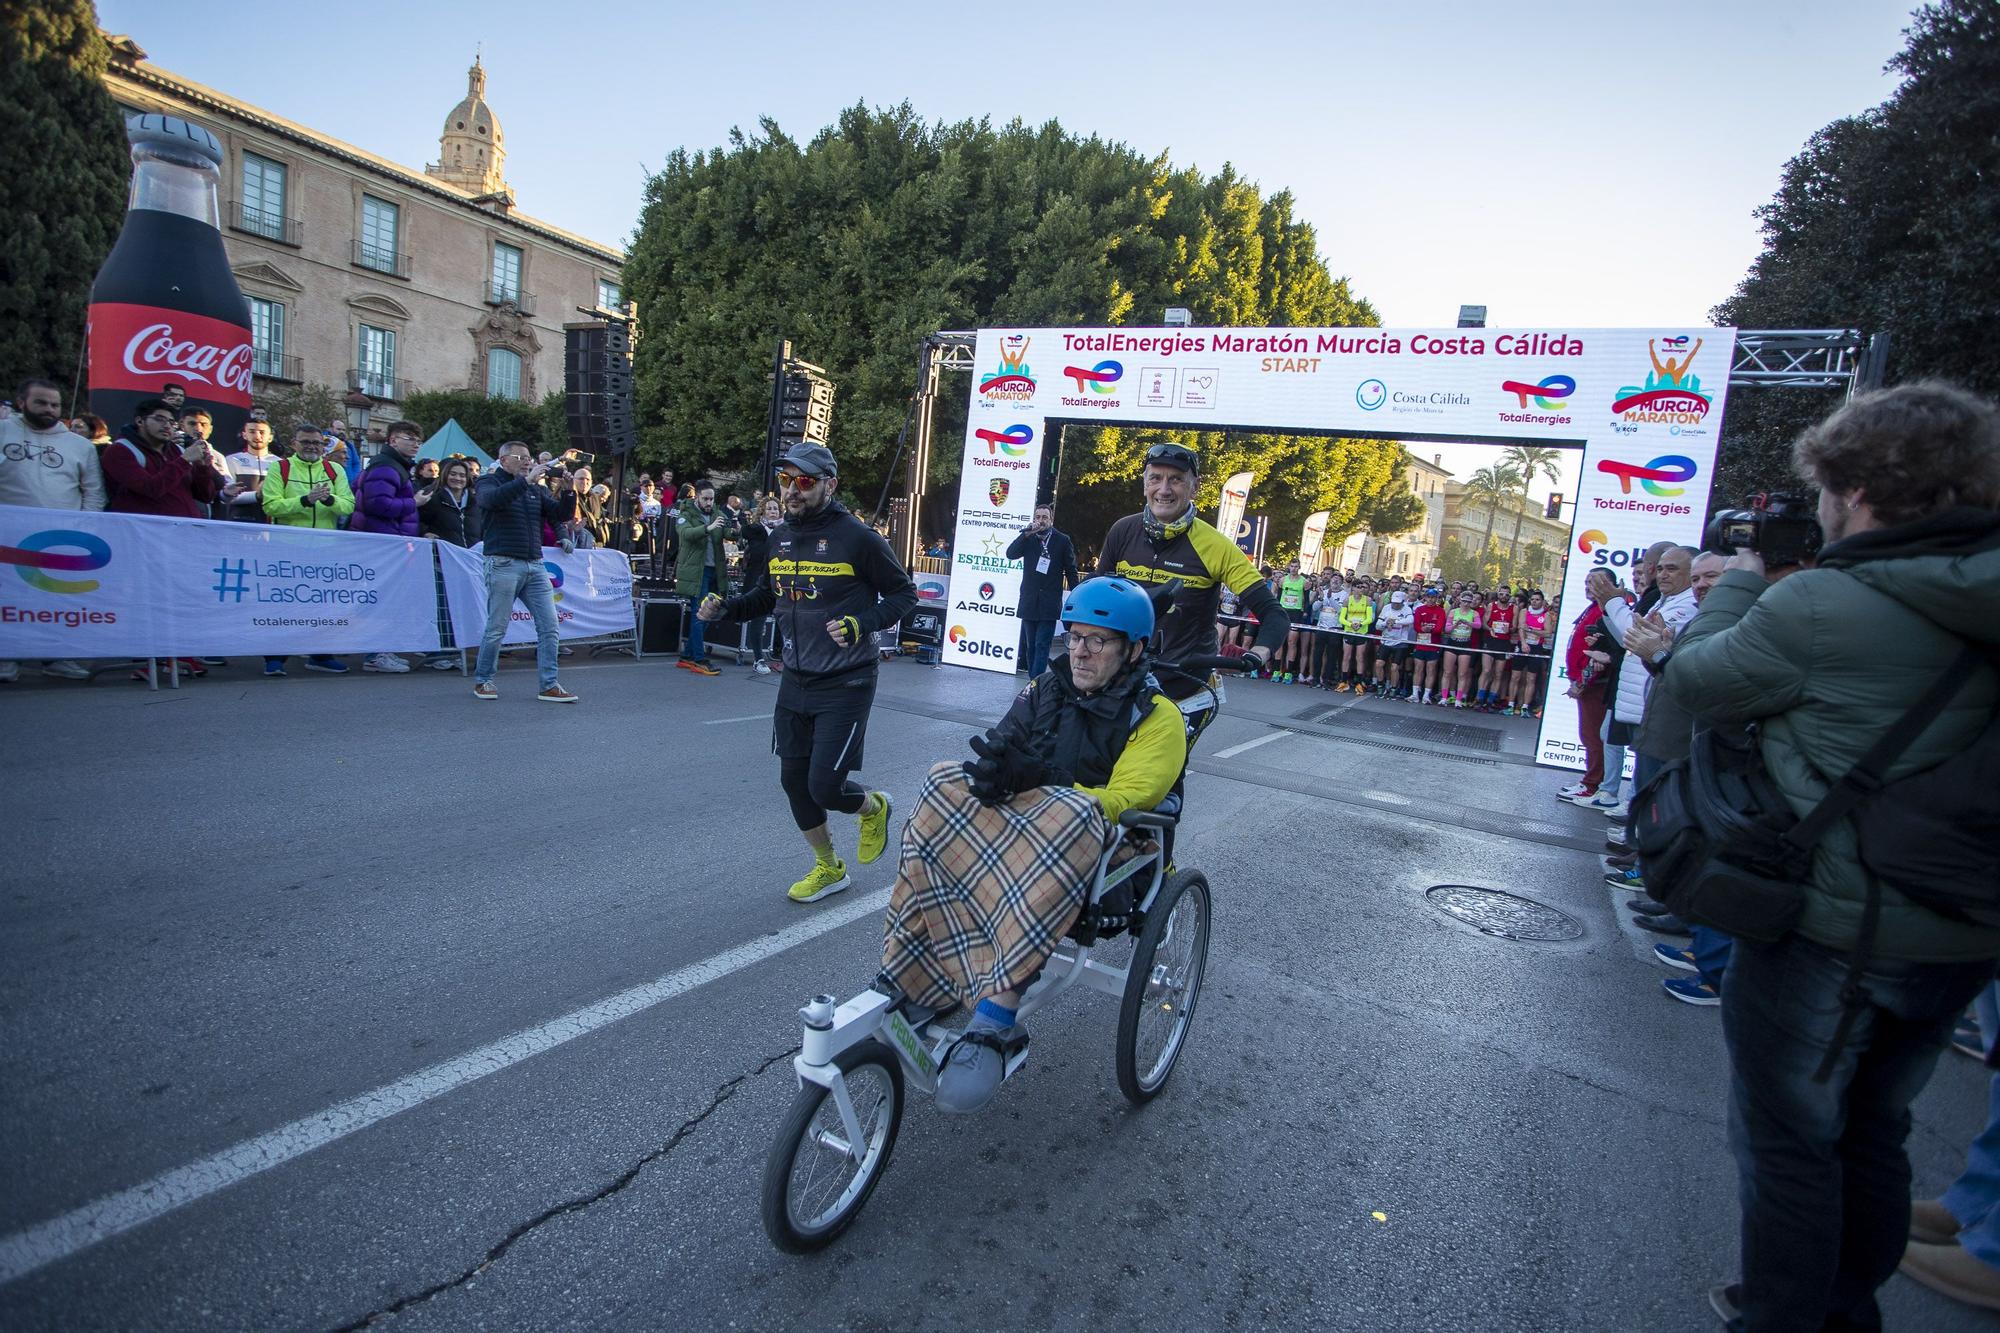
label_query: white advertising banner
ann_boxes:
[437,543,636,647]
[1215,471,1254,543]
[0,507,440,657]
[946,325,1737,769]
[1299,510,1331,569]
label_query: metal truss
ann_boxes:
[1730,329,1888,394]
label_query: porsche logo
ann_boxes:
[988,479,1009,507]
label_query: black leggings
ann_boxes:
[780,756,868,830]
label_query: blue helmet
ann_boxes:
[1061,576,1155,644]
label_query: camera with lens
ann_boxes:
[1703,492,1824,568]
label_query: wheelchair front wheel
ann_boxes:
[1116,868,1211,1104]
[761,1042,904,1253]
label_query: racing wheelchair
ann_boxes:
[760,651,1251,1253]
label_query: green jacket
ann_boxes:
[674,499,734,599]
[1664,509,2000,961]
[260,455,355,529]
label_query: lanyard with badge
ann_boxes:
[1035,530,1051,576]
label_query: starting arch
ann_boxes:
[938,324,1738,769]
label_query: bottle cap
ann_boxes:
[125,113,223,167]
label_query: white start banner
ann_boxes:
[0,506,440,657]
[437,543,636,647]
[943,325,1737,769]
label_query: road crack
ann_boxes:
[329,1044,798,1330]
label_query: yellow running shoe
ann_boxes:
[857,791,893,865]
[789,857,851,903]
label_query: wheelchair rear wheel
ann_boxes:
[1115,868,1211,1104]
[761,1042,904,1252]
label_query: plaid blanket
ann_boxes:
[881,761,1108,1009]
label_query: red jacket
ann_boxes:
[1565,603,1605,682]
[102,434,220,518]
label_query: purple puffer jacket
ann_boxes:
[351,454,419,535]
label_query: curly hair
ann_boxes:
[1794,381,2000,525]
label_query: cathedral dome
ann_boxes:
[428,57,506,195]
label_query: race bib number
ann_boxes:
[1419,631,1435,644]
[1524,632,1541,647]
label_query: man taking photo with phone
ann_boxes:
[472,442,576,704]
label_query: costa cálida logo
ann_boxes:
[88,303,254,404]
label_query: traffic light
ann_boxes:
[1544,491,1564,519]
[778,368,834,447]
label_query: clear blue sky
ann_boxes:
[98,0,1917,495]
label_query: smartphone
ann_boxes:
[562,449,597,468]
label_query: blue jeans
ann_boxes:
[683,567,716,660]
[1022,619,1056,678]
[1600,709,1626,801]
[1943,982,2000,1269]
[1721,933,1992,1331]
[474,555,560,688]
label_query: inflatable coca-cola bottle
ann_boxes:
[87,114,253,444]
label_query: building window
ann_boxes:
[596,278,622,311]
[250,298,285,376]
[490,242,522,303]
[357,324,397,398]
[485,346,522,400]
[359,195,400,273]
[240,153,287,241]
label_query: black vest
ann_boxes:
[1015,659,1161,787]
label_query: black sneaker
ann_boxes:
[1708,1283,1742,1325]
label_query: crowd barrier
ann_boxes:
[0,506,636,678]
[1218,613,1557,661]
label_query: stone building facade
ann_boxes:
[1441,480,1569,588]
[1325,448,1454,578]
[101,37,625,429]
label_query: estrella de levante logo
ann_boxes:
[1502,374,1576,410]
[1597,455,1698,498]
[978,333,1036,404]
[1061,361,1123,394]
[2,529,111,594]
[974,424,1033,456]
[1577,529,1609,554]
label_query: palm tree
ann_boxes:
[1464,462,1521,583]
[1500,446,1563,573]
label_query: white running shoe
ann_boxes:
[1557,782,1591,800]
[1560,790,1604,807]
[363,653,412,673]
[1599,799,1632,820]
[1585,792,1624,813]
[42,659,92,680]
[752,660,772,675]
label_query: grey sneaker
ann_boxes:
[935,1023,1028,1115]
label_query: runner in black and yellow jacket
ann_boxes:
[700,444,918,904]
[1095,441,1289,698]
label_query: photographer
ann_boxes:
[1661,383,2000,1330]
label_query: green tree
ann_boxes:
[625,106,1417,547]
[1463,463,1520,573]
[0,2,130,394]
[1437,536,1480,585]
[1498,445,1562,565]
[250,381,341,440]
[401,387,550,453]
[1711,0,1999,507]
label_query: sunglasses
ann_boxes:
[777,472,824,491]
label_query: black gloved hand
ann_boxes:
[962,729,1054,806]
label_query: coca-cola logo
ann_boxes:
[122,323,253,395]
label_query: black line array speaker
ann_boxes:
[564,322,638,455]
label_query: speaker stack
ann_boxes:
[563,321,637,456]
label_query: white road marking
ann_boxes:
[0,887,892,1286]
[702,713,770,725]
[1360,789,1412,806]
[1212,730,1291,760]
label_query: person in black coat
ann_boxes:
[739,494,783,671]
[419,457,485,547]
[1005,502,1080,677]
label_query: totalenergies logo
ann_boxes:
[1597,454,1697,498]
[1577,529,1609,554]
[974,424,1033,456]
[544,560,566,602]
[1062,361,1123,394]
[978,333,1036,403]
[1,529,111,594]
[1502,373,1575,410]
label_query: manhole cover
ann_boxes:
[1425,885,1583,941]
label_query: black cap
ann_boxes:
[780,443,838,478]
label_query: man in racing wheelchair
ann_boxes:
[873,575,1186,1113]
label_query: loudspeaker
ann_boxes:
[637,595,683,657]
[565,321,638,456]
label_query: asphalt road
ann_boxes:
[1,654,1993,1332]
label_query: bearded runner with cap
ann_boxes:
[698,444,918,903]
[1093,441,1289,699]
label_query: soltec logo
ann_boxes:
[1061,361,1123,394]
[948,624,968,645]
[1355,378,1387,411]
[1501,373,1576,410]
[2,529,111,594]
[1577,529,1608,554]
[1577,527,1644,566]
[974,424,1033,456]
[1598,454,1698,497]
